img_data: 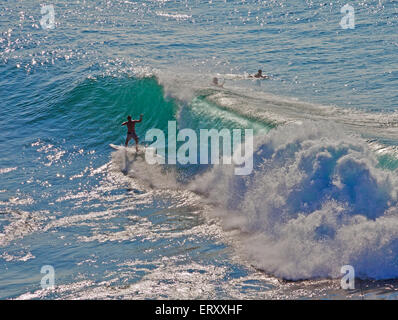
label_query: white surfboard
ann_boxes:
[109,144,165,162]
[109,143,145,154]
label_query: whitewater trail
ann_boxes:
[112,115,398,280]
[105,72,398,280]
[155,69,398,143]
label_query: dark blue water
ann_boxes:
[1,0,398,299]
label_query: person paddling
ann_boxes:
[250,69,269,79]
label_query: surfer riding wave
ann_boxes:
[122,114,143,151]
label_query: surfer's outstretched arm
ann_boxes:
[121,121,127,126]
[135,114,143,123]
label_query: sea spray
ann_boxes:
[189,121,398,280]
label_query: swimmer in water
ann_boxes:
[250,69,269,79]
[212,77,225,87]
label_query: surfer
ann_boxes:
[250,69,269,79]
[212,77,225,88]
[122,114,143,151]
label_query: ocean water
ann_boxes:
[0,0,398,299]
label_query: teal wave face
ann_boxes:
[27,76,178,149]
[39,75,270,151]
[377,154,398,171]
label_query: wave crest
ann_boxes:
[190,121,398,280]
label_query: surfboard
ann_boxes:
[109,144,145,154]
[249,75,270,80]
[109,144,165,162]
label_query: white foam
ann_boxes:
[0,167,17,174]
[113,71,398,280]
[154,68,398,146]
[189,121,398,280]
[155,11,192,20]
[111,148,180,190]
